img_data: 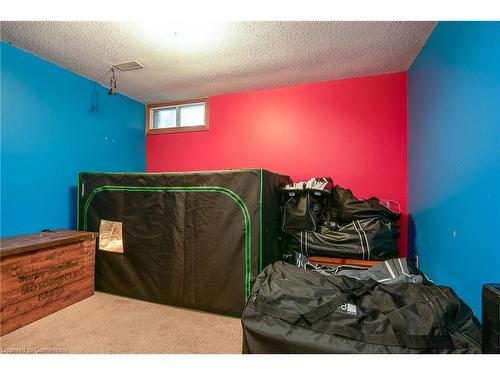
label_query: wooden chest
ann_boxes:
[0,230,96,336]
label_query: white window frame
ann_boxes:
[146,98,209,135]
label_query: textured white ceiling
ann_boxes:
[1,21,436,104]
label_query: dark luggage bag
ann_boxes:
[287,217,398,260]
[242,262,482,353]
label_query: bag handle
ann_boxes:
[301,278,378,324]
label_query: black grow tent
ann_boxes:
[77,169,290,316]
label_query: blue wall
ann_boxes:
[408,22,500,318]
[1,42,145,237]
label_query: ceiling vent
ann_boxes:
[112,61,144,71]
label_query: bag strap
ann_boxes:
[313,321,456,349]
[394,332,455,350]
[301,295,350,324]
[251,300,302,325]
[384,311,455,349]
[301,278,378,324]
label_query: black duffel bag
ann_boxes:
[327,185,401,223]
[287,217,398,260]
[242,262,482,354]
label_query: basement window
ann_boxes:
[146,99,208,134]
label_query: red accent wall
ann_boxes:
[146,72,408,254]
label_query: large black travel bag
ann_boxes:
[287,217,398,260]
[280,182,400,260]
[242,262,482,353]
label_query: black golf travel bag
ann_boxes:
[280,181,400,261]
[286,217,398,260]
[242,262,482,354]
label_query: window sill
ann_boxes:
[146,124,209,135]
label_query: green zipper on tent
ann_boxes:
[81,185,253,300]
[76,174,81,230]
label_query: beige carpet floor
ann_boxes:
[0,292,243,354]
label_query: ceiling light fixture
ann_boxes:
[132,21,228,48]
